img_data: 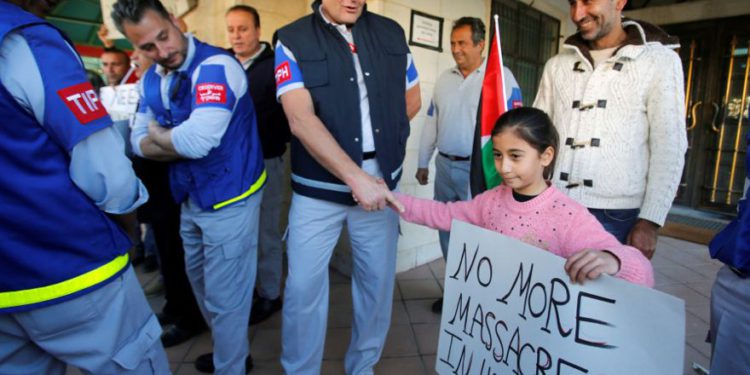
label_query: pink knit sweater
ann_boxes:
[395,185,654,287]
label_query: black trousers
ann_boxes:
[133,157,205,331]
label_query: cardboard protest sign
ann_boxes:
[100,84,139,122]
[436,221,685,375]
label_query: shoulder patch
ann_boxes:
[275,61,292,85]
[57,82,108,124]
[196,83,227,105]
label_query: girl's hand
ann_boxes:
[564,249,621,284]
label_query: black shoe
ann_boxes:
[249,296,282,325]
[195,352,253,373]
[160,324,203,348]
[431,298,443,314]
[142,255,159,273]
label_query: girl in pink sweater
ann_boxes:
[395,108,654,287]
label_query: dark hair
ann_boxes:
[491,107,559,180]
[452,17,485,45]
[101,46,130,64]
[226,5,261,28]
[111,0,171,34]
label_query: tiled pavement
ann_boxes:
[68,235,721,374]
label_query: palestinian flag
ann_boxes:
[470,15,511,197]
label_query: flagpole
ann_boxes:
[493,14,507,110]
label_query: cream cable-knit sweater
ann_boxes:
[534,19,687,226]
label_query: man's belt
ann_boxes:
[363,151,377,160]
[438,152,470,161]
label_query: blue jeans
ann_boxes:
[587,208,640,243]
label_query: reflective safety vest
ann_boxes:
[141,37,265,210]
[0,3,132,314]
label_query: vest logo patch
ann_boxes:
[196,83,227,105]
[512,100,523,109]
[57,82,108,124]
[275,61,292,85]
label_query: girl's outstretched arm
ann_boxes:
[393,191,491,232]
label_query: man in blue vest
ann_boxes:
[275,0,420,373]
[112,1,266,373]
[0,1,168,374]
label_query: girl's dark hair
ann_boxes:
[491,107,559,180]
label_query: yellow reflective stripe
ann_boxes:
[0,254,129,309]
[212,169,267,210]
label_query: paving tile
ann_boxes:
[404,299,443,324]
[686,301,711,323]
[683,343,710,375]
[693,262,722,278]
[321,359,346,375]
[183,330,212,362]
[651,254,674,269]
[685,281,713,299]
[685,311,710,338]
[397,264,436,280]
[658,264,713,284]
[392,300,411,325]
[175,363,204,375]
[393,285,403,300]
[375,356,427,374]
[330,283,353,306]
[654,271,683,288]
[328,303,353,328]
[672,254,716,269]
[428,258,446,280]
[330,269,350,285]
[657,284,710,311]
[250,328,282,361]
[422,354,438,375]
[398,279,443,300]
[147,293,166,313]
[166,332,198,363]
[382,325,419,357]
[413,323,440,355]
[322,327,351,360]
[252,308,283,329]
[687,333,712,358]
[248,359,284,375]
[135,268,159,286]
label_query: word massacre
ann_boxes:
[439,244,618,375]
